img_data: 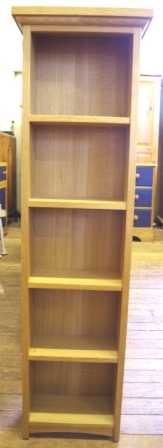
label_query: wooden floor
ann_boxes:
[0,220,163,447]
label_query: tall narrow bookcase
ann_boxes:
[12,7,152,442]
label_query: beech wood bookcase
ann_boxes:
[12,7,152,442]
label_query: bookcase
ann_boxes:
[157,77,163,225]
[0,162,7,234]
[12,7,152,442]
[0,132,17,220]
[133,75,161,241]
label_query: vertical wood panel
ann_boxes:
[31,209,122,272]
[34,34,130,117]
[33,290,120,338]
[33,126,127,201]
[21,25,32,439]
[113,28,141,443]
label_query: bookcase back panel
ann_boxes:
[31,290,120,337]
[32,125,127,200]
[33,361,115,395]
[30,208,123,272]
[32,34,131,116]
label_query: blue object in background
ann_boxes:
[134,188,152,207]
[134,209,151,227]
[136,167,153,186]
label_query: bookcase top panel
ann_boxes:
[12,7,153,36]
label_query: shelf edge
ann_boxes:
[29,115,130,126]
[28,277,122,291]
[29,347,118,363]
[28,199,127,210]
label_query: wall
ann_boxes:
[0,1,23,211]
[0,0,162,211]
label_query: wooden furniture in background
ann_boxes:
[0,162,7,235]
[156,77,163,226]
[0,132,17,219]
[133,75,161,241]
[12,6,152,442]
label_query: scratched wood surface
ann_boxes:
[0,220,163,447]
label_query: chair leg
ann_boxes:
[0,206,7,256]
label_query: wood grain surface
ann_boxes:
[0,221,163,446]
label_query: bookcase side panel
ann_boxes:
[21,25,33,439]
[31,31,37,114]
[113,28,141,442]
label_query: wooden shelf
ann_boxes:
[29,394,114,436]
[134,206,151,209]
[28,198,127,210]
[12,5,152,441]
[29,115,130,126]
[29,269,122,291]
[136,163,157,167]
[29,335,118,363]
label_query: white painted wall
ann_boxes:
[0,2,23,211]
[0,0,162,211]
